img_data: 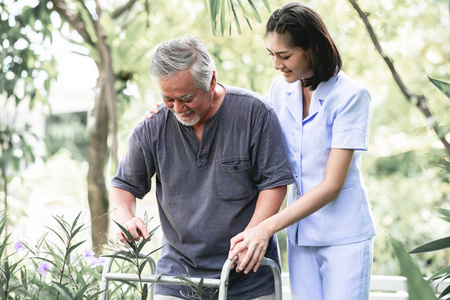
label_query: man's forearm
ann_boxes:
[245,185,287,230]
[110,187,138,224]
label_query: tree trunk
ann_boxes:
[87,76,110,250]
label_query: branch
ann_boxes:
[75,0,97,25]
[111,0,138,19]
[348,0,450,155]
[50,0,95,47]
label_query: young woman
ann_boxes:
[228,3,375,299]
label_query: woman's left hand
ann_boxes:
[140,103,161,123]
[228,223,271,274]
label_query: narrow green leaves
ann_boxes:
[391,237,438,300]
[207,0,271,35]
[428,76,450,99]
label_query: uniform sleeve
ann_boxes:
[331,87,371,151]
[251,108,295,191]
[111,124,154,199]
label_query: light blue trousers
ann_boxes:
[288,238,374,300]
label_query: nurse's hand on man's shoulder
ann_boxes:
[140,103,161,123]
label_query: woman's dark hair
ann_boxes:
[266,2,342,90]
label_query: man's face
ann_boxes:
[158,69,214,127]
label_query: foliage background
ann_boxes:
[1,0,449,279]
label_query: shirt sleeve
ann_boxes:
[111,124,154,199]
[331,87,371,151]
[251,108,295,191]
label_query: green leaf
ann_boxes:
[428,265,450,282]
[136,236,150,254]
[409,236,450,254]
[198,276,204,295]
[138,259,148,275]
[220,0,226,36]
[101,254,136,266]
[51,216,70,239]
[439,283,450,298]
[4,260,10,280]
[440,216,450,223]
[230,1,242,34]
[52,281,74,300]
[114,221,137,250]
[74,284,90,300]
[112,279,138,289]
[391,237,438,300]
[71,224,86,240]
[260,0,271,12]
[428,76,450,99]
[70,212,82,232]
[142,284,148,300]
[248,0,261,23]
[148,225,160,238]
[67,241,87,258]
[435,207,450,219]
[143,245,165,258]
[86,290,105,300]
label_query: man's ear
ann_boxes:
[210,71,217,89]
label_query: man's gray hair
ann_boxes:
[150,35,216,91]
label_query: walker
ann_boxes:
[99,249,282,300]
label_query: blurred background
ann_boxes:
[1,0,449,277]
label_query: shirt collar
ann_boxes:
[313,70,342,103]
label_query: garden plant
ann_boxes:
[391,77,450,300]
[0,212,165,299]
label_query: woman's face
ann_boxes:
[266,32,314,84]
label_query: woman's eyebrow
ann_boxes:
[266,48,290,55]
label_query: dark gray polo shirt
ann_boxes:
[112,84,294,299]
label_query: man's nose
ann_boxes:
[173,100,186,114]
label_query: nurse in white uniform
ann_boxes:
[229,3,375,300]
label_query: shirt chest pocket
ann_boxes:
[215,158,252,201]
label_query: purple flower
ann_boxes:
[91,256,106,267]
[37,262,52,276]
[83,249,96,265]
[83,249,95,259]
[14,241,25,252]
[82,249,105,267]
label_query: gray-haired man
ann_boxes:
[110,35,294,300]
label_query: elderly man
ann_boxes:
[110,35,294,300]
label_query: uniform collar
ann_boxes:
[284,80,303,127]
[313,70,341,103]
[283,71,341,125]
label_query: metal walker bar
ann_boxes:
[99,249,282,300]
